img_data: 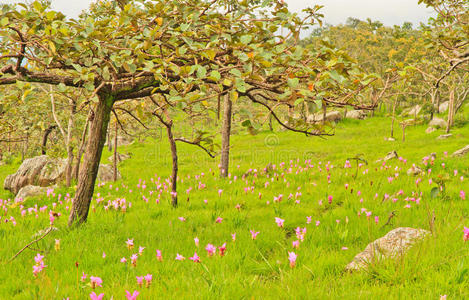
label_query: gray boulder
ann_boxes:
[108,152,131,164]
[439,101,449,113]
[437,134,452,140]
[105,135,134,148]
[407,165,423,176]
[429,118,446,129]
[402,105,422,116]
[97,164,121,182]
[345,110,367,120]
[425,127,436,134]
[452,145,469,157]
[346,227,430,271]
[4,155,67,195]
[307,111,342,123]
[16,185,49,200]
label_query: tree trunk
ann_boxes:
[73,118,90,181]
[41,125,56,155]
[113,120,118,182]
[65,99,76,187]
[446,89,455,134]
[220,93,232,177]
[390,99,397,138]
[166,121,178,207]
[107,128,112,152]
[217,94,221,122]
[68,94,114,226]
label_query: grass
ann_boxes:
[0,115,468,299]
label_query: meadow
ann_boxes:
[0,116,468,299]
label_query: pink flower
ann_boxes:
[156,250,163,261]
[341,247,349,250]
[194,237,199,247]
[215,217,223,223]
[144,274,153,287]
[125,290,140,300]
[292,240,300,249]
[327,195,333,204]
[250,230,260,240]
[126,239,134,250]
[189,252,200,263]
[464,227,469,241]
[175,253,185,261]
[90,276,103,289]
[130,254,138,267]
[218,189,223,197]
[205,244,216,256]
[34,253,45,264]
[81,272,88,281]
[102,252,106,259]
[275,217,285,228]
[231,233,236,242]
[138,246,145,255]
[89,292,104,300]
[136,276,144,287]
[219,243,227,256]
[120,257,127,263]
[315,220,320,227]
[306,216,312,224]
[288,252,297,268]
[374,216,379,224]
[178,217,186,222]
[460,190,466,200]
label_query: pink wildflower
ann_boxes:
[288,252,297,268]
[250,230,260,240]
[125,290,140,300]
[275,217,285,228]
[89,292,104,300]
[205,244,216,256]
[189,252,200,263]
[90,276,103,289]
[156,250,163,261]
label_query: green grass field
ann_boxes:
[0,116,468,299]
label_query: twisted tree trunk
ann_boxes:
[68,94,114,226]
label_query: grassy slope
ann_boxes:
[0,116,468,299]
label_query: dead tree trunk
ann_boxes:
[68,94,114,226]
[220,93,232,177]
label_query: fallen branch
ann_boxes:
[8,227,53,263]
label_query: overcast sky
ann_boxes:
[2,0,434,27]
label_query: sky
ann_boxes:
[1,0,435,27]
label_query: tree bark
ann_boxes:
[41,125,56,155]
[113,120,118,182]
[446,88,455,134]
[166,121,178,207]
[65,99,76,187]
[72,118,90,181]
[220,93,232,177]
[68,94,114,226]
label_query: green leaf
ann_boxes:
[180,23,190,31]
[57,83,67,93]
[287,78,299,89]
[196,65,207,79]
[209,70,221,81]
[1,17,9,27]
[230,69,242,78]
[240,34,252,45]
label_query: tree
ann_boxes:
[0,0,375,226]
